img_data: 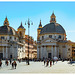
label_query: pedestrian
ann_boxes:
[5,59,9,66]
[12,62,14,69]
[44,59,45,65]
[56,59,58,63]
[53,59,55,65]
[0,59,2,67]
[50,60,52,67]
[13,60,17,69]
[46,59,49,67]
[10,59,12,64]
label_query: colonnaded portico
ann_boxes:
[37,45,59,59]
[0,45,18,59]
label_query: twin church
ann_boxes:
[37,12,75,60]
[0,12,75,60]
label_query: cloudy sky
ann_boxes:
[0,2,75,42]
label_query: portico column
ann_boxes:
[3,47,4,59]
[51,46,53,59]
[44,46,47,59]
[55,46,57,57]
[58,46,59,58]
[42,46,44,59]
[6,46,8,59]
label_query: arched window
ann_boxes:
[42,36,44,40]
[59,35,61,39]
[68,48,70,51]
[20,32,22,37]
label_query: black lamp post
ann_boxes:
[25,18,33,65]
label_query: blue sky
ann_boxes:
[0,2,75,42]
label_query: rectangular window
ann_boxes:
[10,37,12,39]
[1,36,4,39]
[49,35,52,38]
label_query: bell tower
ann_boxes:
[4,16,9,26]
[17,22,25,43]
[50,12,56,23]
[37,20,42,40]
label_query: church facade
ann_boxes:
[0,17,37,60]
[37,12,75,60]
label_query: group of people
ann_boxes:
[44,59,57,67]
[0,59,17,69]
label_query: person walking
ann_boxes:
[50,60,52,67]
[46,59,49,67]
[44,59,45,65]
[10,59,12,64]
[12,62,14,69]
[0,59,2,67]
[53,59,55,65]
[13,60,17,69]
[5,59,9,66]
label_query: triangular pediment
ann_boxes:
[41,37,57,43]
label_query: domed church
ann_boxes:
[0,17,26,59]
[37,12,75,60]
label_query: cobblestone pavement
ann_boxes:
[0,60,75,73]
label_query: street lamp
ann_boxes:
[25,18,33,65]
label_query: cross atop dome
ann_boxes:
[50,12,56,23]
[4,16,9,26]
[38,19,42,28]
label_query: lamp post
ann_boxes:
[25,18,33,65]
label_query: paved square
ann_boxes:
[0,61,75,73]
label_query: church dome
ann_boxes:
[0,17,18,36]
[40,12,66,35]
[40,23,66,34]
[0,25,18,36]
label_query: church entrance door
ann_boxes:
[0,53,3,59]
[10,55,12,59]
[48,53,51,59]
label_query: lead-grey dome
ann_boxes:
[0,25,18,36]
[40,23,66,34]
